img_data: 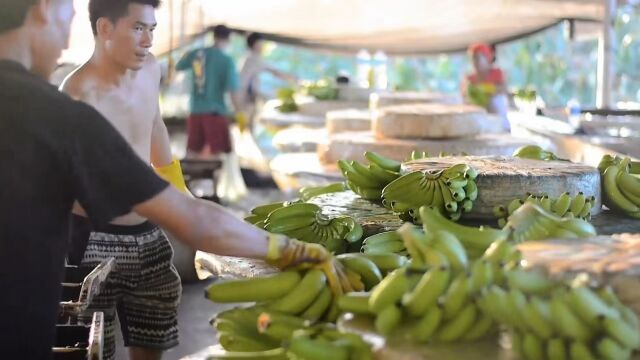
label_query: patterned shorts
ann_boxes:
[77,220,182,360]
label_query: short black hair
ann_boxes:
[0,0,37,33]
[212,25,231,40]
[247,32,263,49]
[89,0,160,36]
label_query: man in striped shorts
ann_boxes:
[61,0,187,358]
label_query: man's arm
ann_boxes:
[135,187,269,258]
[175,50,194,71]
[150,105,173,167]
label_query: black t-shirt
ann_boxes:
[0,60,169,359]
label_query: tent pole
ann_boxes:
[596,0,616,109]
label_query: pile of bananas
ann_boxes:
[299,182,348,201]
[478,271,640,360]
[493,192,596,227]
[206,253,406,321]
[504,202,597,243]
[211,307,373,359]
[599,155,640,219]
[245,203,363,253]
[337,151,401,201]
[405,151,469,162]
[382,163,479,222]
[512,145,560,161]
[338,226,521,342]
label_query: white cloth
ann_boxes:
[239,53,269,107]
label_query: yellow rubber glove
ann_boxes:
[235,112,249,133]
[265,234,358,296]
[154,158,190,194]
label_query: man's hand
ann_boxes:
[265,234,363,296]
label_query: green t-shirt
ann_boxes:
[176,47,239,115]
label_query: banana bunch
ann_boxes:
[405,151,469,162]
[493,192,596,227]
[598,154,640,175]
[299,182,348,201]
[337,151,402,201]
[382,163,479,222]
[504,202,597,243]
[478,271,640,360]
[512,145,559,161]
[338,227,523,342]
[249,203,363,253]
[600,156,640,219]
[206,254,405,320]
[211,307,373,359]
[360,231,407,256]
[245,201,288,228]
[419,206,509,258]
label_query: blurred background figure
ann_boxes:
[462,42,510,130]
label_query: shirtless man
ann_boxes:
[60,1,186,359]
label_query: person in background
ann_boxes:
[175,25,247,156]
[0,1,348,358]
[239,32,296,132]
[462,42,510,130]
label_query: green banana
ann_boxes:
[332,217,363,243]
[558,218,597,237]
[597,337,632,360]
[569,341,597,360]
[375,304,403,335]
[521,332,545,360]
[617,171,640,197]
[552,192,572,216]
[256,312,307,341]
[442,272,470,320]
[362,231,402,246]
[368,162,400,183]
[206,271,302,303]
[506,268,557,295]
[432,230,469,272]
[352,161,387,187]
[300,286,333,322]
[361,240,405,254]
[438,179,458,213]
[463,179,478,201]
[265,215,316,233]
[266,203,320,222]
[507,198,524,215]
[337,292,372,315]
[482,239,515,265]
[402,265,451,316]
[369,268,409,312]
[569,192,586,215]
[522,296,555,339]
[547,338,568,360]
[468,259,493,294]
[568,285,620,329]
[361,253,408,274]
[461,198,473,213]
[411,304,443,342]
[513,145,558,160]
[251,202,286,216]
[206,348,287,360]
[244,214,265,225]
[505,288,528,332]
[483,285,510,325]
[218,333,279,352]
[602,315,640,348]
[435,302,477,342]
[364,151,401,172]
[550,294,594,341]
[268,270,326,314]
[463,311,495,341]
[288,336,349,360]
[337,254,382,290]
[419,206,508,251]
[603,164,640,213]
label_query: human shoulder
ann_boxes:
[142,53,162,84]
[59,63,97,101]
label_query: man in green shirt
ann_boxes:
[176,25,247,156]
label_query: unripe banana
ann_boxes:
[596,337,632,360]
[206,347,287,360]
[374,304,403,335]
[435,302,477,342]
[402,265,451,317]
[288,336,349,360]
[482,239,515,265]
[257,312,306,341]
[218,333,279,352]
[265,215,316,233]
[463,179,478,201]
[506,288,528,331]
[602,315,640,348]
[603,164,640,213]
[438,180,458,213]
[569,341,597,360]
[522,332,545,360]
[568,285,620,329]
[206,271,302,303]
[251,202,286,216]
[468,260,493,294]
[337,254,382,290]
[362,230,402,246]
[550,294,594,341]
[361,253,408,274]
[522,296,555,339]
[493,205,508,218]
[569,192,587,216]
[266,203,320,222]
[463,310,495,341]
[361,240,406,254]
[557,218,597,237]
[432,230,469,273]
[410,304,443,342]
[300,286,333,322]
[369,268,409,312]
[364,151,401,172]
[506,268,557,295]
[552,192,572,216]
[507,198,524,215]
[442,272,470,320]
[547,338,568,360]
[337,292,372,315]
[268,270,326,314]
[367,162,400,184]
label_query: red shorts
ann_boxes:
[187,114,232,155]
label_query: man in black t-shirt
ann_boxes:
[0,1,350,359]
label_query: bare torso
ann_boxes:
[61,57,161,225]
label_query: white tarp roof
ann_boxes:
[62,0,603,63]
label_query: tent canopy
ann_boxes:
[62,0,603,63]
